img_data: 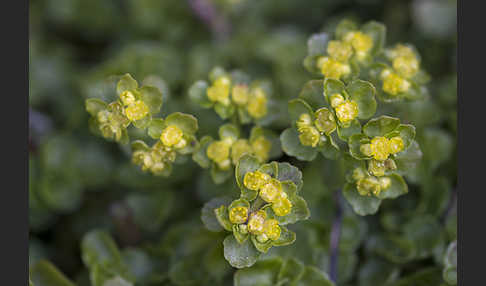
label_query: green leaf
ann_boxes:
[367,234,417,264]
[223,235,261,269]
[125,192,173,232]
[394,124,415,149]
[288,98,314,126]
[276,162,303,191]
[139,86,163,114]
[211,164,232,184]
[298,80,327,110]
[342,183,381,216]
[86,98,108,117]
[234,258,283,286]
[363,115,400,138]
[116,74,138,95]
[404,216,444,259]
[192,136,214,168]
[258,162,278,178]
[215,205,233,231]
[277,258,305,285]
[235,155,261,201]
[318,134,340,160]
[323,78,346,104]
[273,195,310,225]
[201,196,233,232]
[376,174,408,199]
[251,235,273,253]
[296,266,335,286]
[348,134,371,160]
[165,112,198,135]
[102,276,133,286]
[214,102,235,119]
[335,19,358,40]
[394,140,422,177]
[147,118,165,139]
[337,119,361,142]
[233,225,250,244]
[280,128,318,161]
[81,230,122,269]
[347,80,377,119]
[132,114,151,129]
[273,226,296,246]
[30,260,76,286]
[362,21,386,56]
[219,123,240,141]
[188,80,212,108]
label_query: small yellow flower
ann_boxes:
[329,93,345,108]
[368,159,386,177]
[207,140,231,163]
[327,40,353,62]
[296,113,312,132]
[272,196,292,217]
[298,126,320,147]
[231,139,253,164]
[357,176,381,196]
[360,143,373,157]
[229,206,249,224]
[381,71,411,96]
[263,219,281,241]
[248,210,267,235]
[344,31,373,60]
[352,167,366,181]
[120,90,136,106]
[207,76,231,106]
[393,55,419,79]
[389,44,415,59]
[260,178,282,203]
[251,136,272,163]
[379,177,392,190]
[335,100,359,125]
[247,87,268,119]
[160,125,184,147]
[370,136,390,161]
[317,57,351,79]
[231,84,249,105]
[243,171,271,191]
[125,100,149,121]
[314,108,336,135]
[388,136,404,154]
[150,162,166,174]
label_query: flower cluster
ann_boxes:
[85,74,163,143]
[189,67,271,123]
[212,155,309,258]
[193,124,278,184]
[304,19,385,81]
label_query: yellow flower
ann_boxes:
[229,206,249,224]
[260,178,282,203]
[232,84,249,105]
[251,136,272,163]
[356,176,381,196]
[335,100,359,125]
[207,76,231,106]
[360,143,373,157]
[344,31,373,60]
[231,139,253,165]
[317,57,351,79]
[120,90,136,106]
[393,55,419,79]
[381,70,411,96]
[160,125,184,147]
[247,87,268,119]
[368,159,386,177]
[389,44,415,59]
[296,113,312,132]
[207,140,231,163]
[352,168,366,181]
[298,126,320,147]
[370,136,390,161]
[125,100,149,121]
[243,171,271,191]
[263,219,281,241]
[272,196,292,217]
[379,177,392,190]
[314,108,336,135]
[388,136,404,154]
[327,40,353,62]
[329,93,345,108]
[248,210,267,235]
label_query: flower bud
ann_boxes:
[296,113,312,132]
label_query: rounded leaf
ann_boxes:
[323,78,346,104]
[363,116,400,138]
[165,112,198,135]
[223,235,261,269]
[337,119,361,142]
[280,128,318,162]
[147,118,165,139]
[139,86,163,114]
[361,21,386,56]
[192,136,214,169]
[116,74,138,95]
[394,124,416,150]
[348,134,371,160]
[342,183,381,216]
[288,98,314,125]
[276,162,303,191]
[235,155,261,200]
[201,196,233,232]
[272,226,296,246]
[376,174,408,199]
[298,80,327,110]
[86,98,108,117]
[188,80,212,108]
[347,80,377,119]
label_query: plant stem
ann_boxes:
[329,190,342,283]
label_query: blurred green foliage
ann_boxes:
[29,0,456,285]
